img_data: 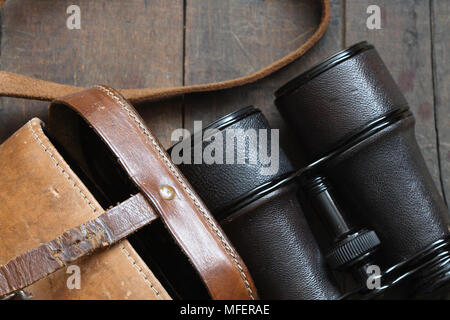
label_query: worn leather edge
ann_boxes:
[0,192,158,298]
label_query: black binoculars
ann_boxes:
[169,42,450,299]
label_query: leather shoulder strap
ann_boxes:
[48,86,257,300]
[0,0,330,104]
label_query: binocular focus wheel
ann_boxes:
[326,230,381,269]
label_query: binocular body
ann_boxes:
[172,42,450,299]
[170,107,341,299]
[275,43,450,298]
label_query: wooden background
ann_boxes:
[0,0,448,206]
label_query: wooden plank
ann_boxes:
[431,0,449,204]
[183,0,344,166]
[0,0,183,147]
[345,0,441,192]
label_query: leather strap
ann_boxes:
[0,0,330,103]
[48,86,258,300]
[0,193,157,297]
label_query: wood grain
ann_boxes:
[345,0,441,192]
[431,0,449,204]
[0,0,447,195]
[183,0,344,167]
[0,0,183,147]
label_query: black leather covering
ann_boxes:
[275,42,449,268]
[170,108,341,299]
[171,108,293,216]
[221,183,341,299]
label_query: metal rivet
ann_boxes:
[159,185,175,200]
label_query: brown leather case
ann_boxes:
[0,118,170,299]
[0,86,257,300]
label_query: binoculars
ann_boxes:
[168,42,450,299]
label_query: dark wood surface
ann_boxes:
[0,0,183,148]
[0,0,448,203]
[431,0,449,205]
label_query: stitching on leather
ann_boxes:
[28,121,98,213]
[28,120,162,299]
[95,85,255,299]
[119,242,162,299]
